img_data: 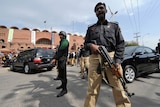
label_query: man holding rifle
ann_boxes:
[84,2,131,107]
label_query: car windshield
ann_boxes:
[124,46,137,55]
[36,48,54,57]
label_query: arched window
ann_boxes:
[2,46,6,48]
[0,39,5,43]
[36,38,51,45]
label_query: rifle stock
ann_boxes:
[98,46,134,97]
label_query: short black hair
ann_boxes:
[94,2,106,12]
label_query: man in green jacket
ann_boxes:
[52,31,69,97]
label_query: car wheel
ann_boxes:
[10,64,15,71]
[24,64,31,74]
[123,65,136,83]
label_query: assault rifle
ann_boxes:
[98,46,134,97]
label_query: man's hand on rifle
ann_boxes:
[115,63,121,71]
[90,44,99,54]
[51,59,56,65]
[112,63,122,78]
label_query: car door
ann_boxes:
[13,52,24,69]
[144,47,159,71]
[133,47,148,72]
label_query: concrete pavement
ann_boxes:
[0,65,160,107]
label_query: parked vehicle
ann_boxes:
[121,46,160,83]
[10,48,55,73]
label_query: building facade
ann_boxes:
[0,25,84,53]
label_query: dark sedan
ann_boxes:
[121,46,160,83]
[10,48,55,74]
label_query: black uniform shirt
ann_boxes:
[84,20,125,64]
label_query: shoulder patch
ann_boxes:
[88,23,96,28]
[88,23,96,30]
[110,21,119,25]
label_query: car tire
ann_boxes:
[24,64,31,74]
[10,64,15,71]
[123,65,136,83]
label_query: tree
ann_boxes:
[125,41,138,46]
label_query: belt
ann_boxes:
[105,46,114,52]
[108,50,113,52]
[82,55,89,57]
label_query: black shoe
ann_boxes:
[54,77,60,80]
[81,76,85,79]
[56,85,63,89]
[56,89,67,97]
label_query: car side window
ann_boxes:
[25,50,32,57]
[144,48,153,54]
[17,53,23,60]
[135,47,144,54]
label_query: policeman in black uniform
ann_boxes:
[84,2,131,107]
[52,31,69,97]
[79,44,90,79]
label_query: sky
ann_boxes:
[1,0,160,49]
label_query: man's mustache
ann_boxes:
[97,13,105,19]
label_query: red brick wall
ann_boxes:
[13,29,31,43]
[0,28,9,43]
[36,31,51,41]
[69,35,84,52]
[0,28,10,49]
[52,32,60,48]
[0,27,84,52]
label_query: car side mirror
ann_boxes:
[153,50,158,54]
[135,52,143,55]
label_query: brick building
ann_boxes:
[0,25,84,53]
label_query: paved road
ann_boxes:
[0,66,160,107]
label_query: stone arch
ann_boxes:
[52,31,57,33]
[42,30,49,32]
[10,26,19,29]
[32,28,40,32]
[0,25,7,28]
[67,33,72,35]
[21,27,30,30]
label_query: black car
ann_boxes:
[10,48,55,73]
[121,46,160,83]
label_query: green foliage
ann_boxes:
[125,41,138,46]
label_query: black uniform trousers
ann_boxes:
[57,56,67,90]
